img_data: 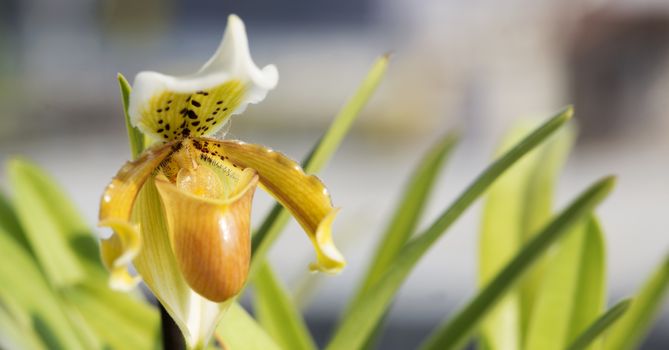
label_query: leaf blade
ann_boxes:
[419,176,615,350]
[253,262,317,350]
[568,299,632,350]
[524,217,604,350]
[216,303,283,350]
[325,107,574,350]
[354,132,458,304]
[7,159,88,288]
[604,254,669,350]
[118,73,145,159]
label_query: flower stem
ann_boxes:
[160,304,185,350]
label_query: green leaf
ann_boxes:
[352,132,458,306]
[217,303,282,350]
[604,254,669,350]
[3,159,160,349]
[7,158,90,288]
[0,293,47,350]
[567,218,607,348]
[250,54,390,275]
[0,191,31,253]
[567,299,632,350]
[477,122,574,350]
[118,73,146,159]
[525,216,606,350]
[478,124,554,350]
[518,124,574,334]
[0,229,88,349]
[419,176,615,350]
[63,281,161,350]
[325,107,573,350]
[253,262,317,350]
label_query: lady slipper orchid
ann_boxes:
[98,14,345,348]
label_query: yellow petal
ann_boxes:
[191,138,346,273]
[131,80,246,142]
[98,141,177,289]
[99,219,141,290]
[155,167,259,302]
[132,179,227,348]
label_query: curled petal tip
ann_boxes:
[309,208,346,274]
[99,219,143,291]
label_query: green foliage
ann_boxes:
[0,159,161,350]
[118,73,146,159]
[604,255,669,350]
[569,299,632,350]
[253,262,317,350]
[326,108,573,350]
[0,56,667,350]
[420,178,615,350]
[217,303,282,350]
[352,132,459,308]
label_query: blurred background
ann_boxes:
[1,0,668,348]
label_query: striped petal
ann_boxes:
[155,167,259,302]
[190,138,346,273]
[98,141,177,290]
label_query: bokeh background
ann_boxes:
[1,0,668,348]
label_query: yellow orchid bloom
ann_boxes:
[98,14,345,348]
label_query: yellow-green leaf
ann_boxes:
[604,254,669,350]
[326,107,573,350]
[253,262,316,350]
[568,299,631,350]
[525,216,606,350]
[118,73,146,159]
[216,303,282,350]
[354,132,458,306]
[0,229,87,349]
[419,177,615,350]
[7,159,89,288]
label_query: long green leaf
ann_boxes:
[353,132,458,305]
[118,73,145,159]
[568,299,632,350]
[0,229,88,349]
[250,54,390,275]
[7,159,88,288]
[478,124,547,350]
[0,293,47,350]
[217,303,282,350]
[419,176,615,350]
[254,262,316,350]
[604,254,669,350]
[525,216,605,350]
[0,191,31,253]
[6,159,160,349]
[567,218,606,349]
[519,125,574,334]
[64,281,161,350]
[325,107,573,350]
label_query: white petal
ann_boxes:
[127,14,278,142]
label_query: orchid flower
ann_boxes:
[98,14,345,349]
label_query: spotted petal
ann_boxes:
[127,14,278,143]
[98,141,177,289]
[190,138,346,273]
